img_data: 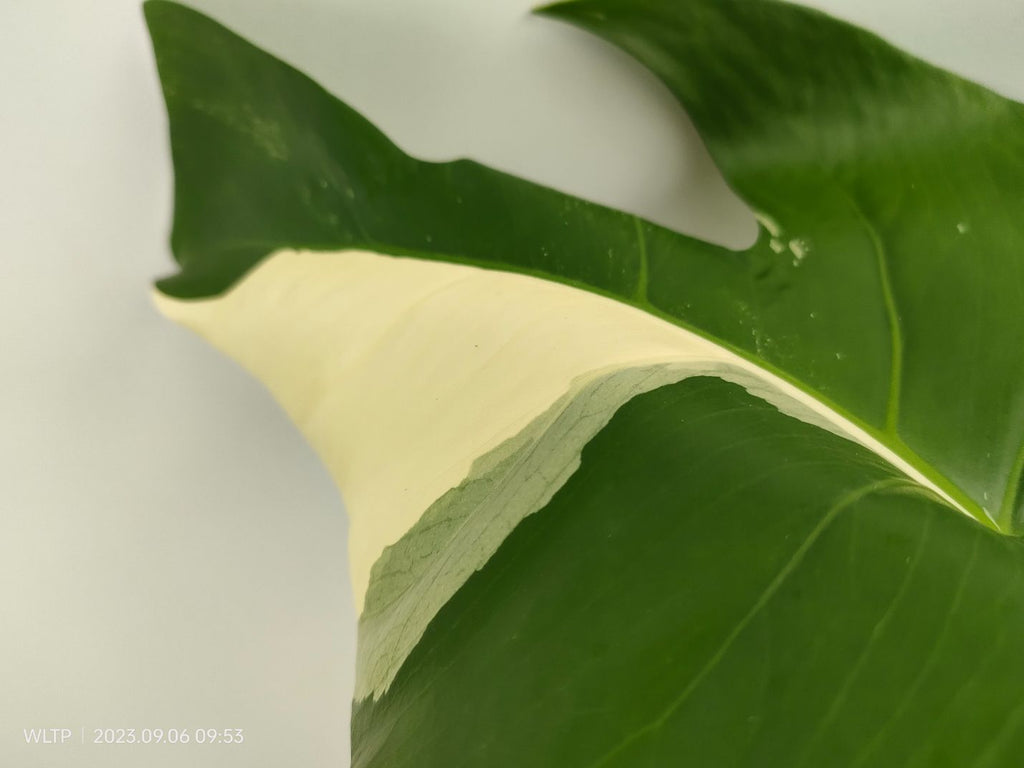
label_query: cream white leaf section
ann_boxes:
[153,248,954,627]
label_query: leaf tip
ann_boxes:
[531,0,590,22]
[142,0,185,28]
[143,0,226,51]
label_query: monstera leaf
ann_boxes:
[144,1,1024,765]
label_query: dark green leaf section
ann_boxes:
[352,377,1024,768]
[144,0,698,301]
[538,0,1024,540]
[145,1,1024,529]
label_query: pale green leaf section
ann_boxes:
[357,361,695,700]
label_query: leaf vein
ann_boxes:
[844,192,904,434]
[794,513,934,767]
[632,216,649,303]
[583,477,913,768]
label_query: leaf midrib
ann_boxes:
[184,231,1000,533]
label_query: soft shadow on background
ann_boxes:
[0,1,1021,766]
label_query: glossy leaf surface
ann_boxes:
[353,377,1024,768]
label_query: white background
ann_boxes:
[1,1,1021,765]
